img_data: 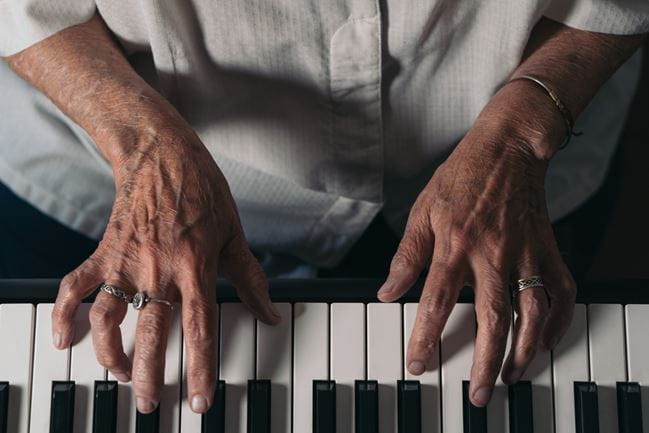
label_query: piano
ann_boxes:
[0,278,647,433]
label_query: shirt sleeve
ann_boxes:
[0,0,96,56]
[544,0,649,35]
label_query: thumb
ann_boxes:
[52,255,104,349]
[219,233,280,325]
[378,221,433,302]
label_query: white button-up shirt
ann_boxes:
[0,0,647,272]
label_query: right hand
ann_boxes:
[50,121,280,414]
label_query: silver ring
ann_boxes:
[99,283,173,311]
[514,275,545,294]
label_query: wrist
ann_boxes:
[91,88,198,168]
[476,79,567,161]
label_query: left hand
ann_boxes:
[378,80,577,407]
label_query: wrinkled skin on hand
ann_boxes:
[379,83,577,407]
[51,125,280,414]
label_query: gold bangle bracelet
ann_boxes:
[508,74,582,149]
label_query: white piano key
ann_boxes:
[159,308,182,433]
[487,320,512,433]
[256,303,292,433]
[180,305,219,433]
[220,303,255,433]
[293,303,328,433]
[70,303,105,433]
[519,329,553,433]
[441,303,475,433]
[109,307,138,433]
[625,304,649,433]
[367,303,402,433]
[553,304,588,433]
[589,304,626,433]
[29,303,70,433]
[331,303,365,433]
[403,303,440,433]
[0,304,35,433]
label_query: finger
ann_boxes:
[470,267,511,407]
[132,293,173,413]
[501,285,549,384]
[220,234,280,325]
[540,253,577,350]
[181,289,218,413]
[89,290,131,382]
[500,247,550,384]
[52,257,104,349]
[378,215,433,302]
[406,258,463,377]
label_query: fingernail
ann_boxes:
[408,361,425,376]
[191,395,208,413]
[136,397,156,413]
[53,332,63,349]
[472,387,493,407]
[113,372,131,383]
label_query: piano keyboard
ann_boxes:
[0,279,647,433]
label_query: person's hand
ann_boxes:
[378,80,577,407]
[50,122,280,414]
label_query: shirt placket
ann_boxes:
[328,0,384,205]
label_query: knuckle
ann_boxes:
[52,299,76,323]
[89,303,117,330]
[420,289,456,319]
[480,304,510,333]
[447,230,466,250]
[560,275,577,299]
[138,314,167,344]
[58,271,87,301]
[521,293,548,321]
[183,299,216,346]
[59,271,80,294]
[519,342,538,362]
[392,233,433,275]
[96,352,121,370]
[247,265,268,292]
[390,249,420,274]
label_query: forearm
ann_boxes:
[478,17,645,160]
[3,13,186,166]
[515,17,645,118]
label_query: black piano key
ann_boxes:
[462,380,487,433]
[398,380,421,433]
[313,380,336,433]
[50,381,75,433]
[355,380,378,433]
[136,405,160,433]
[574,382,599,433]
[508,380,534,433]
[617,382,643,433]
[0,382,8,433]
[202,380,226,433]
[247,380,271,433]
[92,380,118,433]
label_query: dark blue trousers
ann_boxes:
[0,181,99,278]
